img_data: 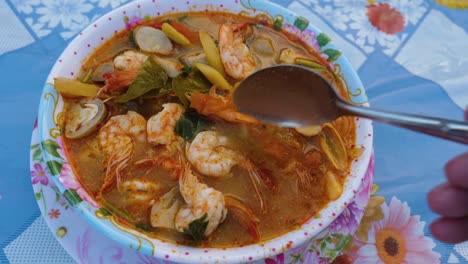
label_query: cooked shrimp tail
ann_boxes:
[239,159,265,212]
[100,69,138,94]
[225,194,260,241]
[175,160,227,236]
[97,111,147,195]
[100,138,134,194]
[219,23,256,79]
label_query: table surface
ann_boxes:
[1,0,468,263]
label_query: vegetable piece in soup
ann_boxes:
[58,12,358,247]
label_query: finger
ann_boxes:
[465,106,468,121]
[445,152,468,189]
[428,182,468,218]
[430,217,468,243]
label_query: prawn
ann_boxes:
[98,111,147,194]
[100,69,138,94]
[113,50,148,71]
[175,161,227,236]
[219,23,256,79]
[190,87,258,124]
[147,103,185,151]
[135,103,185,179]
[120,179,159,202]
[186,131,265,211]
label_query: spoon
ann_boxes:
[233,64,468,145]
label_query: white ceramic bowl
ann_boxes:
[37,0,373,263]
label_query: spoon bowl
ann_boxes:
[233,65,468,145]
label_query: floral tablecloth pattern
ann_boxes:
[1,0,468,263]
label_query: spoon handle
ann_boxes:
[336,100,468,145]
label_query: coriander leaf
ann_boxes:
[116,57,168,102]
[183,213,208,245]
[174,110,207,141]
[172,70,211,106]
[182,65,191,74]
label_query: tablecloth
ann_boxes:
[1,0,467,263]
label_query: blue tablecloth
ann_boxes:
[1,0,467,263]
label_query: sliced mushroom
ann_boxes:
[278,48,297,64]
[319,123,347,171]
[134,26,173,54]
[153,56,184,78]
[295,125,322,137]
[150,187,181,230]
[252,37,275,56]
[180,52,208,67]
[64,98,107,139]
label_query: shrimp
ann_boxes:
[98,111,147,194]
[101,69,138,94]
[190,88,258,124]
[121,179,159,202]
[139,103,185,177]
[147,103,185,148]
[224,195,260,241]
[186,131,265,211]
[219,23,256,79]
[175,161,227,236]
[113,50,148,71]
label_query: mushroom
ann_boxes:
[64,98,107,139]
[134,26,173,55]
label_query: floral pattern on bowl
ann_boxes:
[36,0,373,262]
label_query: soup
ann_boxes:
[56,12,360,247]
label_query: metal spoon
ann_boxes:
[233,64,468,145]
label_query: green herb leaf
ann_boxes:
[47,160,63,176]
[116,57,168,102]
[182,65,191,74]
[41,139,61,158]
[183,213,209,245]
[141,81,173,99]
[172,70,211,106]
[293,16,309,31]
[322,48,342,62]
[317,33,331,48]
[63,189,83,206]
[174,110,207,141]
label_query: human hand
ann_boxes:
[428,109,468,243]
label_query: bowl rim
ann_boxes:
[37,0,373,263]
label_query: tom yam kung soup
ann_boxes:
[55,12,361,247]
